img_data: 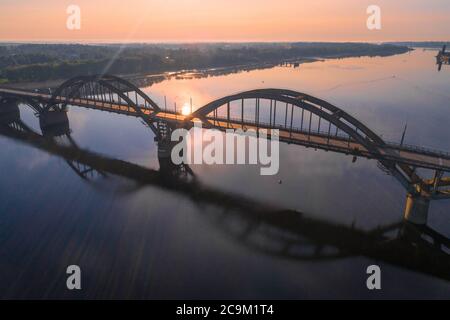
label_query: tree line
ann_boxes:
[0,43,410,83]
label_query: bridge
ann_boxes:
[437,45,450,71]
[1,74,450,224]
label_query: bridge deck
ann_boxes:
[1,87,450,172]
[203,118,450,172]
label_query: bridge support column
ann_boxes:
[39,110,70,137]
[155,121,191,179]
[404,193,430,225]
[155,121,176,159]
[158,140,177,159]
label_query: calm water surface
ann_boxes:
[1,49,450,299]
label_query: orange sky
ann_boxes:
[1,0,449,42]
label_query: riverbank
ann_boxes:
[0,57,319,90]
[0,42,411,88]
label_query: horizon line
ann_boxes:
[0,39,449,45]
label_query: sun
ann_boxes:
[181,102,191,116]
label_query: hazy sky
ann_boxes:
[1,0,449,42]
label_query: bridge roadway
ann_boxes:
[1,87,450,173]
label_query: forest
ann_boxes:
[0,42,411,83]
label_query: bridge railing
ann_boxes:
[385,141,450,160]
[206,115,450,159]
[206,115,353,140]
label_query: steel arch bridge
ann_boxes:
[187,88,447,197]
[2,74,450,224]
[0,74,164,134]
[45,74,163,134]
[46,74,160,113]
[189,88,387,156]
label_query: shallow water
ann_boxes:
[0,49,450,299]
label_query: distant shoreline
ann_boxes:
[0,43,411,89]
[0,51,399,90]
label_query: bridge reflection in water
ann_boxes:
[437,45,450,71]
[0,98,450,283]
[1,74,450,225]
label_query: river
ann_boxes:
[0,49,449,299]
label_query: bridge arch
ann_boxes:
[46,74,161,114]
[189,89,386,156]
[188,88,421,189]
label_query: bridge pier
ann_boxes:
[404,193,430,225]
[154,120,192,179]
[157,137,189,179]
[158,140,178,159]
[39,110,70,137]
[155,121,177,159]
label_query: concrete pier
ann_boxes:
[157,140,178,159]
[404,193,430,225]
[39,110,70,137]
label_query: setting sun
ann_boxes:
[181,102,191,116]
